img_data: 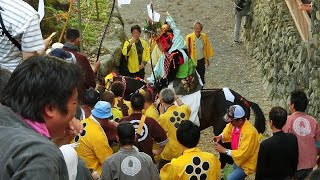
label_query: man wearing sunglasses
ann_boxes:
[213,105,260,180]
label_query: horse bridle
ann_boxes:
[239,96,250,107]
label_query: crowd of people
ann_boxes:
[0,0,320,180]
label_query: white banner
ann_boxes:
[118,0,131,7]
[38,0,45,21]
[147,3,160,22]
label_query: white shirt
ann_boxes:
[0,0,44,72]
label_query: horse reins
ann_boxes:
[118,76,128,116]
[240,96,250,107]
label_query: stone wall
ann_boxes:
[244,0,320,120]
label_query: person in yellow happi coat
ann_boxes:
[186,21,214,84]
[214,105,260,179]
[160,120,221,180]
[157,88,191,170]
[74,101,113,175]
[122,25,150,79]
[140,88,159,120]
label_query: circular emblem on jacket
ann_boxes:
[170,111,187,128]
[121,156,141,176]
[74,122,87,142]
[185,156,210,180]
[130,120,149,142]
[293,117,311,136]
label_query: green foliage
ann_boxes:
[143,20,163,37]
[25,0,68,38]
[25,0,114,54]
[67,0,112,52]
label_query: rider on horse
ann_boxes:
[147,14,202,126]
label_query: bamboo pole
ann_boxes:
[95,0,100,20]
[59,0,73,42]
[78,0,83,51]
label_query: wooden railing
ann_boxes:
[285,0,311,42]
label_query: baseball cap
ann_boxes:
[91,101,113,119]
[224,105,245,123]
[50,48,76,64]
[84,88,100,107]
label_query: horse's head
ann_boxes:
[106,74,149,101]
[150,77,168,93]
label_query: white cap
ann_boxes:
[224,105,245,122]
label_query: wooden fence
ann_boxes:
[285,0,311,42]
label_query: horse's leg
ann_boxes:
[212,118,234,169]
[211,91,234,169]
[199,90,218,131]
[199,90,234,168]
[214,126,234,169]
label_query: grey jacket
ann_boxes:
[101,147,159,180]
[235,0,251,16]
[0,104,69,179]
[77,158,94,180]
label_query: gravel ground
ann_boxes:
[119,0,272,178]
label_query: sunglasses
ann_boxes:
[227,106,236,119]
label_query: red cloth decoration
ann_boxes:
[157,33,173,53]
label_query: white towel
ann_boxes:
[38,0,45,21]
[60,145,78,180]
[223,87,235,103]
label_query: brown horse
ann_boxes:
[105,75,148,101]
[106,75,266,167]
[106,76,265,129]
[199,89,266,167]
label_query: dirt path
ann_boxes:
[119,0,272,178]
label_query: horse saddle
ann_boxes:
[173,71,202,95]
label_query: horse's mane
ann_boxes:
[201,88,222,96]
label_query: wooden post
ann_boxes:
[285,0,311,42]
[58,0,73,43]
[95,0,100,20]
[77,0,83,51]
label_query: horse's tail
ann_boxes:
[248,100,266,134]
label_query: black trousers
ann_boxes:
[128,68,145,79]
[196,58,206,84]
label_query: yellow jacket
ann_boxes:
[222,120,260,175]
[144,104,160,120]
[185,32,214,65]
[114,98,132,115]
[122,38,150,73]
[111,107,122,122]
[158,105,191,161]
[160,147,221,180]
[74,116,113,175]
